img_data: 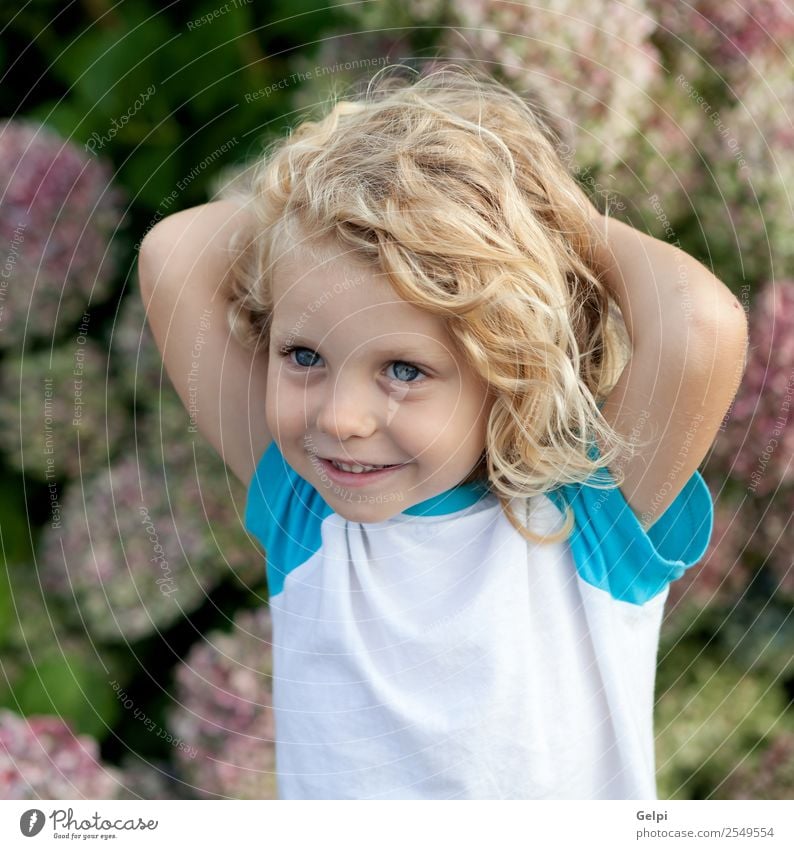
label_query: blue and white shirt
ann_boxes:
[244,441,714,800]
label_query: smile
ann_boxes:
[317,457,406,486]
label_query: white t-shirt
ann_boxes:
[244,440,714,800]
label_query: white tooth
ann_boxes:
[332,460,386,473]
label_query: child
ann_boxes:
[138,64,748,800]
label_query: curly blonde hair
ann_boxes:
[223,62,646,544]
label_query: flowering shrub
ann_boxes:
[38,386,258,641]
[110,290,169,407]
[706,61,794,284]
[443,0,663,170]
[652,0,794,80]
[604,60,708,237]
[0,339,128,482]
[707,280,794,496]
[2,0,790,805]
[0,709,120,799]
[169,607,277,799]
[314,1,660,173]
[0,558,126,739]
[0,120,125,350]
[722,733,794,799]
[663,496,753,633]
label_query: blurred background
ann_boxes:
[0,0,791,800]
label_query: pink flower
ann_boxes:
[0,120,125,350]
[0,709,120,799]
[0,339,128,482]
[38,386,259,641]
[169,607,277,799]
[709,280,794,497]
[442,0,663,170]
[652,0,794,75]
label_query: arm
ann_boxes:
[137,200,272,489]
[587,211,749,530]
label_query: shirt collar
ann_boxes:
[401,480,492,517]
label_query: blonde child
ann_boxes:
[138,65,748,800]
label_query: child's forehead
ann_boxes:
[273,236,429,321]
[273,232,379,293]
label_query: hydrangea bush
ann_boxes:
[651,0,794,82]
[110,290,169,407]
[0,561,126,741]
[0,709,120,799]
[603,58,709,237]
[441,0,663,171]
[706,280,794,497]
[0,120,125,350]
[0,338,128,482]
[169,607,277,799]
[38,385,259,642]
[692,66,794,284]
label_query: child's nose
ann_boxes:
[315,378,377,441]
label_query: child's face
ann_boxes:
[266,237,493,524]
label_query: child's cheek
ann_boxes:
[265,369,292,433]
[268,372,311,435]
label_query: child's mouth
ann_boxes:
[317,457,406,486]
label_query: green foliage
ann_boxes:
[3,0,342,210]
[11,652,122,740]
[656,643,792,800]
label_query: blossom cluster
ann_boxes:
[439,0,663,171]
[169,607,277,799]
[38,385,258,641]
[0,120,125,350]
[0,338,128,482]
[652,0,794,79]
[0,709,120,799]
[708,280,794,497]
[110,290,168,405]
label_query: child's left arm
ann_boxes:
[586,211,749,530]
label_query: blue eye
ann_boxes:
[279,346,426,383]
[282,346,322,367]
[294,348,322,367]
[387,361,423,383]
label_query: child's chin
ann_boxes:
[330,494,407,523]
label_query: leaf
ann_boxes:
[50,13,171,118]
[117,143,182,210]
[12,650,121,739]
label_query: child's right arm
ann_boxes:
[584,209,747,529]
[136,200,271,489]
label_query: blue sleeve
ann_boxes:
[244,442,333,596]
[545,441,714,605]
